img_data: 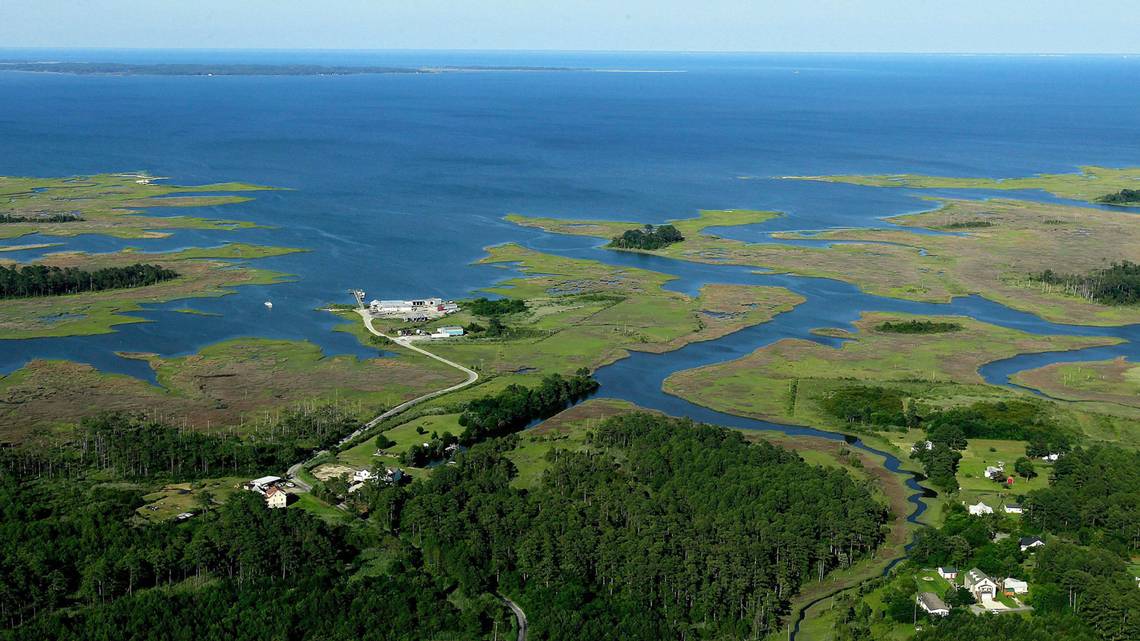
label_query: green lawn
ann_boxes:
[957,439,1051,503]
[914,568,953,598]
[291,492,350,522]
[135,476,246,523]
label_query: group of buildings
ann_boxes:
[368,296,460,322]
[918,565,1034,617]
[245,475,291,509]
[966,500,1025,516]
[346,466,406,494]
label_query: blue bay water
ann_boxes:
[1,50,1139,387]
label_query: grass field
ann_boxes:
[0,337,465,443]
[1012,357,1140,411]
[134,476,246,523]
[879,430,1051,506]
[0,172,274,240]
[785,165,1140,203]
[662,311,1120,433]
[420,243,804,379]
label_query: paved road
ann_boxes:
[500,595,527,641]
[285,309,479,486]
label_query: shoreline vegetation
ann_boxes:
[0,173,304,339]
[781,165,1140,204]
[0,172,275,240]
[507,196,1140,326]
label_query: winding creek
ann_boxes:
[521,231,1137,638]
[3,211,1137,640]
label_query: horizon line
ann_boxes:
[0,46,1138,57]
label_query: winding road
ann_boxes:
[500,595,528,641]
[285,308,479,487]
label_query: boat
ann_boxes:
[264,301,273,309]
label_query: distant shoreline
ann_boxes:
[0,61,682,76]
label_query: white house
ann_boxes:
[1003,577,1029,595]
[247,475,282,494]
[984,464,1005,479]
[968,501,994,516]
[937,566,958,581]
[917,592,950,617]
[1019,536,1045,552]
[352,469,373,484]
[1003,502,1023,514]
[964,568,998,600]
[912,440,934,453]
[265,486,289,509]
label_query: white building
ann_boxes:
[1003,578,1029,594]
[937,566,958,581]
[265,486,289,509]
[917,592,950,617]
[1003,503,1023,514]
[1019,536,1045,552]
[248,475,282,494]
[964,568,998,600]
[968,501,994,516]
[353,469,373,484]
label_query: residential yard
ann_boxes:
[291,492,351,522]
[956,438,1052,501]
[914,568,954,598]
[134,476,246,523]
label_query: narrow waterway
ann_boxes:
[522,232,1136,640]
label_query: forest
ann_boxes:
[457,370,599,442]
[400,413,889,640]
[1023,446,1140,552]
[1095,188,1140,205]
[464,297,527,317]
[0,263,178,298]
[1,410,890,640]
[0,213,83,223]
[1030,261,1140,306]
[608,223,685,250]
[2,404,363,482]
[874,320,962,334]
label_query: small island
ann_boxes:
[608,223,684,250]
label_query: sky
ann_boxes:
[2,1,1138,54]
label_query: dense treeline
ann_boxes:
[0,476,490,640]
[465,297,527,316]
[609,224,684,250]
[911,613,1098,641]
[5,405,363,481]
[400,413,888,639]
[0,263,178,299]
[1024,446,1140,552]
[874,320,962,334]
[821,389,1070,447]
[0,483,342,629]
[818,386,913,427]
[457,370,598,443]
[0,213,83,224]
[1030,261,1140,306]
[1096,188,1140,205]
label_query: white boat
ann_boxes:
[264,301,273,309]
